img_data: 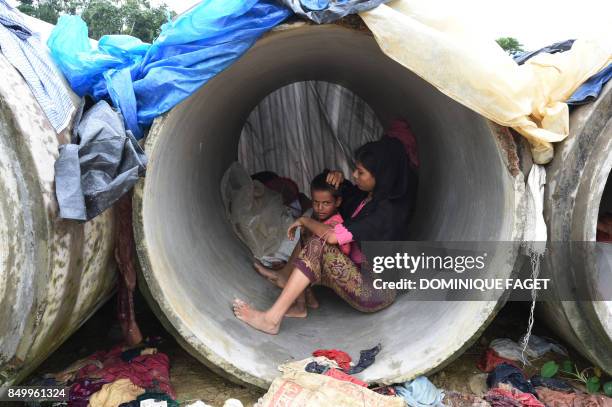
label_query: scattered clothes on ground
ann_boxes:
[69,378,110,407]
[535,386,612,407]
[89,378,145,407]
[489,336,565,362]
[395,376,445,407]
[443,390,492,407]
[597,213,612,242]
[0,0,74,132]
[478,348,520,373]
[485,383,544,407]
[118,392,179,407]
[348,343,382,374]
[258,360,404,407]
[120,347,157,363]
[47,2,290,138]
[521,335,567,358]
[47,357,104,384]
[75,345,175,399]
[567,63,612,105]
[54,100,147,221]
[324,368,368,387]
[312,349,352,371]
[530,375,574,393]
[513,40,576,65]
[305,361,330,374]
[487,364,535,395]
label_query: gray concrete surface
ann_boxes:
[133,23,526,388]
[540,82,612,374]
[0,53,116,392]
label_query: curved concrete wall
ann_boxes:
[0,53,116,391]
[134,24,526,388]
[540,82,612,374]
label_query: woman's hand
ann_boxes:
[288,218,304,241]
[326,170,344,189]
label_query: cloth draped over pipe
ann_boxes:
[46,0,291,139]
[0,0,74,132]
[358,0,611,164]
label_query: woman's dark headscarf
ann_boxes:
[355,136,412,202]
[339,136,417,241]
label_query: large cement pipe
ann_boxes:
[540,81,612,374]
[134,23,526,388]
[0,51,116,390]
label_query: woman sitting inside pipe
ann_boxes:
[233,136,417,334]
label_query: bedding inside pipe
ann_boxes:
[134,24,523,387]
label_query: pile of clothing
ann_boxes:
[255,346,404,407]
[477,335,567,370]
[30,341,177,407]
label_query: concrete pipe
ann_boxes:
[540,81,612,374]
[134,23,526,388]
[0,51,116,391]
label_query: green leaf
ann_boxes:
[541,361,559,378]
[560,360,574,373]
[586,377,601,393]
[603,382,612,397]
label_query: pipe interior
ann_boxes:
[140,25,519,385]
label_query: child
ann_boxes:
[305,171,351,257]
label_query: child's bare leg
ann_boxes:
[233,268,311,334]
[253,242,302,288]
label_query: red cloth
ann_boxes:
[312,349,352,371]
[477,348,520,373]
[597,214,612,242]
[76,346,175,398]
[324,368,367,387]
[386,119,419,169]
[486,387,544,407]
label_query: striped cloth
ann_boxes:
[0,0,74,132]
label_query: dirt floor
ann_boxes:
[25,291,595,407]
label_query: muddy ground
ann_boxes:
[26,292,593,407]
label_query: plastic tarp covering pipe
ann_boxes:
[279,0,388,24]
[46,0,290,139]
[238,81,383,192]
[359,0,612,164]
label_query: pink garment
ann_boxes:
[333,199,368,264]
[324,213,351,256]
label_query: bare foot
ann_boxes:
[306,289,319,309]
[232,299,280,335]
[253,262,288,288]
[285,301,307,318]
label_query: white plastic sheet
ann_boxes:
[360,0,612,163]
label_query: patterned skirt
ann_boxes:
[294,235,396,312]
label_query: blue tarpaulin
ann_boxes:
[47,0,291,139]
